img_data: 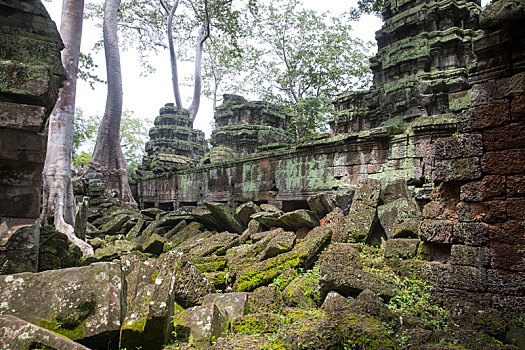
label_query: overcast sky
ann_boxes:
[42,1,383,138]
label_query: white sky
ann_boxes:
[42,1,383,138]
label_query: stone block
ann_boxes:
[0,185,41,219]
[420,220,490,246]
[453,222,490,246]
[319,261,400,300]
[344,201,378,243]
[277,209,319,231]
[0,262,122,343]
[246,285,283,314]
[0,315,90,350]
[492,294,525,320]
[203,201,245,234]
[202,292,248,321]
[0,61,58,108]
[507,175,525,197]
[377,199,420,239]
[0,128,46,163]
[352,179,381,207]
[282,274,320,309]
[490,242,525,271]
[482,149,525,174]
[487,268,525,295]
[235,202,261,226]
[497,71,525,97]
[511,95,525,121]
[433,133,483,160]
[507,198,525,219]
[483,123,525,150]
[450,245,490,268]
[448,89,472,112]
[384,239,420,259]
[0,223,39,274]
[422,263,487,292]
[321,207,346,243]
[473,99,510,130]
[460,175,506,201]
[470,80,499,107]
[433,157,481,181]
[173,304,228,347]
[489,220,525,245]
[307,193,337,219]
[456,200,507,223]
[0,102,46,132]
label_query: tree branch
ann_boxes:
[117,22,168,49]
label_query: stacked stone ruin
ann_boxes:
[330,0,482,133]
[210,94,293,157]
[0,0,66,274]
[139,104,208,174]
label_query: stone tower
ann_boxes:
[211,94,292,157]
[140,104,208,174]
[330,0,482,133]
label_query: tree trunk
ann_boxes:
[41,0,94,256]
[167,0,183,108]
[188,25,209,122]
[87,0,137,206]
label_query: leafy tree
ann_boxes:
[347,0,387,20]
[41,0,94,256]
[251,0,372,139]
[73,109,150,172]
[88,0,245,121]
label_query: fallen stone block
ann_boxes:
[203,292,248,321]
[0,262,122,346]
[0,315,90,350]
[203,200,245,234]
[173,304,228,347]
[384,239,420,259]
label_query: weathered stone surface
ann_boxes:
[250,211,282,229]
[100,213,130,234]
[188,231,238,258]
[282,273,320,309]
[422,263,487,292]
[246,286,283,314]
[173,304,228,347]
[203,201,245,234]
[344,201,378,243]
[384,239,420,259]
[235,227,331,291]
[277,209,319,231]
[235,202,261,226]
[321,207,346,243]
[0,263,122,343]
[256,229,295,261]
[121,249,215,349]
[321,291,353,312]
[377,198,420,239]
[0,315,90,350]
[319,245,399,300]
[202,292,248,321]
[230,313,281,335]
[0,222,39,274]
[38,225,81,272]
[307,193,337,219]
[141,233,166,255]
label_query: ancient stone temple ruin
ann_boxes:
[330,0,481,133]
[0,0,66,273]
[0,0,524,349]
[211,94,292,156]
[139,104,208,174]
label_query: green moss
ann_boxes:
[121,317,147,333]
[236,252,304,292]
[38,315,86,341]
[151,270,158,281]
[193,256,228,273]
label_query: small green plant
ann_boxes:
[517,314,525,328]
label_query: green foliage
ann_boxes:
[73,108,151,171]
[251,0,372,138]
[347,0,388,20]
[78,53,105,89]
[285,97,334,140]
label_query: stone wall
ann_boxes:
[330,0,482,134]
[0,0,65,272]
[420,0,525,319]
[211,95,292,157]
